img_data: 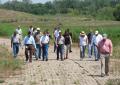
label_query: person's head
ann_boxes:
[28,31,31,37]
[29,25,33,29]
[95,30,99,36]
[36,28,40,32]
[103,33,107,41]
[59,30,62,36]
[33,28,36,31]
[43,31,47,35]
[18,25,20,29]
[13,31,17,36]
[80,31,86,37]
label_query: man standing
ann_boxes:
[40,31,49,61]
[87,30,94,58]
[92,31,103,61]
[98,33,113,77]
[24,31,36,62]
[54,27,60,52]
[11,31,20,58]
[16,26,22,45]
[63,30,71,59]
[79,31,88,60]
[34,28,41,60]
[56,31,65,61]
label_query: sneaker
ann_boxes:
[69,50,72,53]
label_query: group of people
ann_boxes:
[78,30,113,77]
[11,25,113,77]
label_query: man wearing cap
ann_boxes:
[24,31,36,62]
[16,26,22,46]
[54,27,60,52]
[34,28,41,60]
[11,31,21,58]
[56,31,65,61]
[78,31,88,60]
[98,33,113,77]
[92,31,103,61]
[87,29,94,58]
[40,31,50,61]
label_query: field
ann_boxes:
[0,9,120,85]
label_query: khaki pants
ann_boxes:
[100,54,110,75]
[64,45,70,59]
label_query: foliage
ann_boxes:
[0,0,120,20]
[113,4,120,21]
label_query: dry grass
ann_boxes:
[0,45,23,80]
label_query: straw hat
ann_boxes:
[80,31,85,35]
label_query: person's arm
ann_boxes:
[109,40,113,56]
[78,37,80,47]
[70,35,72,45]
[32,37,36,49]
[86,36,88,45]
[11,36,13,48]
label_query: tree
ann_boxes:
[113,4,120,21]
[22,0,32,4]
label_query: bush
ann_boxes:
[113,4,120,21]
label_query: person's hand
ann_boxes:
[56,45,58,48]
[110,54,112,56]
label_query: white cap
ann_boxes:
[95,31,99,35]
[37,28,40,31]
[59,30,61,33]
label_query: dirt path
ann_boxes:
[0,38,120,85]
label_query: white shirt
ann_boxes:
[54,30,59,38]
[40,35,49,44]
[16,28,22,35]
[12,34,20,43]
[57,36,64,45]
[79,35,88,46]
[96,34,103,45]
[24,35,36,48]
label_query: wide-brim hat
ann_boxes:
[80,31,85,35]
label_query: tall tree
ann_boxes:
[22,0,32,4]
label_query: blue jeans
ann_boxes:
[35,44,41,59]
[88,44,93,58]
[57,44,64,60]
[80,46,86,58]
[13,43,19,58]
[93,45,100,60]
[42,44,49,61]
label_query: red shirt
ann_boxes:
[98,39,113,54]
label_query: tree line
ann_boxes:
[0,0,120,20]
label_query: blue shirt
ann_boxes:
[24,35,36,48]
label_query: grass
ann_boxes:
[106,79,120,85]
[0,45,23,79]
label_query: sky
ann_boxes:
[1,0,53,4]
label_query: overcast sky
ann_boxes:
[1,0,53,4]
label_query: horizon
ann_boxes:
[1,0,53,4]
